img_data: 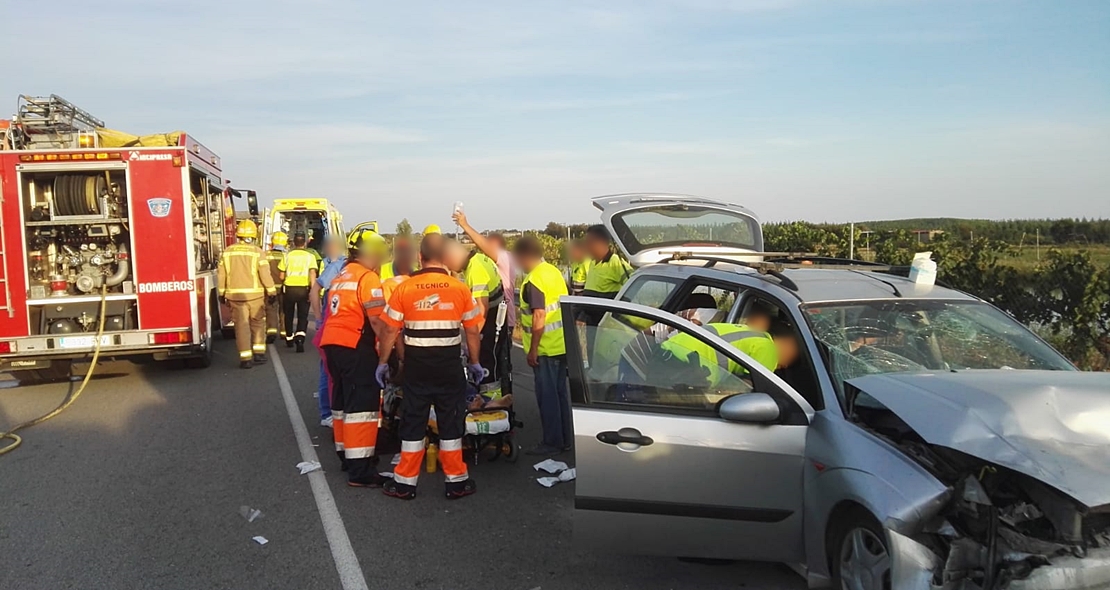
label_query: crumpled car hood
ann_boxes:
[848,370,1110,507]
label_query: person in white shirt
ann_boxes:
[452,211,516,331]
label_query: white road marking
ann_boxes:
[269,346,369,590]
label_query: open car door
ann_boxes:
[350,220,377,235]
[592,193,764,267]
[562,296,814,562]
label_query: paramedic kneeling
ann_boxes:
[376,236,484,501]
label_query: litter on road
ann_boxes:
[537,468,576,488]
[296,461,322,475]
[532,459,569,474]
[239,506,263,523]
[252,536,268,546]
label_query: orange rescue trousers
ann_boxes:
[393,380,469,493]
[323,342,381,482]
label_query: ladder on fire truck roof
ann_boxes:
[12,94,105,150]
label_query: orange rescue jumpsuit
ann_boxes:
[382,268,481,495]
[319,261,386,485]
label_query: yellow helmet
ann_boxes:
[236,220,259,240]
[423,224,442,235]
[346,229,362,249]
[349,228,388,258]
[271,231,288,248]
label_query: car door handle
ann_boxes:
[596,428,654,447]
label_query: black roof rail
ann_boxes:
[762,254,908,271]
[666,253,799,291]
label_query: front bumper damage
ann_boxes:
[844,372,1110,590]
[890,530,1110,590]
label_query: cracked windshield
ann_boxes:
[805,300,1075,389]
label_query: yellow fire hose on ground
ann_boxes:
[0,286,108,457]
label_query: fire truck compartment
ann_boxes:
[18,166,136,336]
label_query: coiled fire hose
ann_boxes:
[0,285,108,456]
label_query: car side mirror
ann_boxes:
[246,191,259,217]
[719,393,780,424]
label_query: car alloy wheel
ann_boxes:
[838,526,891,590]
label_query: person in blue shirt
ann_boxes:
[310,236,348,428]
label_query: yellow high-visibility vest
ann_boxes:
[280,248,317,287]
[520,261,568,356]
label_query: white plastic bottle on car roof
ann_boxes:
[909,252,937,286]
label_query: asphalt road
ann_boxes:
[0,335,805,590]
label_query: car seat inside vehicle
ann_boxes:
[679,292,718,311]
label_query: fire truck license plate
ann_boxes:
[58,335,113,349]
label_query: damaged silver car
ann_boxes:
[823,302,1110,590]
[561,209,1110,590]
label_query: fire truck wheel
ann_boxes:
[11,361,72,384]
[184,337,213,369]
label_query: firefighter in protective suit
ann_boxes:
[218,220,277,369]
[319,229,390,487]
[265,231,288,344]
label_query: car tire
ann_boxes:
[830,508,892,590]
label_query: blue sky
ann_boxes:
[4,0,1108,230]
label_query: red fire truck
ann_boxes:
[0,95,245,379]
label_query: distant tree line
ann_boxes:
[541,222,592,240]
[847,217,1110,245]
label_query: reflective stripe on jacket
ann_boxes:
[464,252,503,306]
[218,242,276,301]
[520,261,568,357]
[319,262,386,349]
[382,268,481,349]
[382,267,481,388]
[280,248,318,287]
[659,323,777,387]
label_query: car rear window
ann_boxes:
[611,205,762,255]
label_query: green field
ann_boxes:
[1001,244,1110,270]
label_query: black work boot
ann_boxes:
[445,479,476,500]
[295,336,306,353]
[285,338,294,349]
[266,334,276,344]
[239,361,253,370]
[383,479,417,500]
[253,354,267,365]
